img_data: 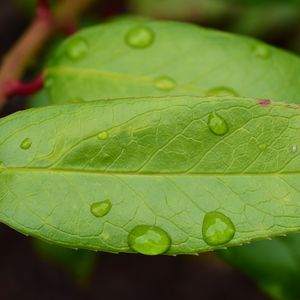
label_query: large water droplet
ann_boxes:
[66,37,88,61]
[20,138,32,150]
[253,43,271,59]
[90,199,112,217]
[154,76,176,91]
[202,211,235,246]
[206,87,238,97]
[125,26,154,48]
[291,145,298,154]
[128,225,171,255]
[208,112,228,136]
[97,131,109,140]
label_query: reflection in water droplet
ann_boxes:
[125,26,154,48]
[20,138,32,150]
[253,44,271,59]
[208,112,228,136]
[97,131,109,140]
[291,145,298,154]
[206,87,238,97]
[128,225,171,255]
[202,211,235,246]
[90,199,112,217]
[154,76,176,91]
[66,37,88,60]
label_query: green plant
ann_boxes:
[1,1,300,299]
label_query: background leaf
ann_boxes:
[44,19,300,104]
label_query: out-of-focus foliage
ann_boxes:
[32,239,97,285]
[220,234,300,300]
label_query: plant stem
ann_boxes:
[0,0,96,108]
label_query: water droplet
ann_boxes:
[128,225,171,255]
[45,75,54,89]
[206,87,238,97]
[125,26,154,48]
[154,76,176,91]
[69,98,84,103]
[259,144,267,151]
[202,211,235,246]
[20,138,32,150]
[291,145,298,154]
[66,37,88,61]
[208,112,228,136]
[253,43,271,59]
[97,131,109,140]
[90,199,112,217]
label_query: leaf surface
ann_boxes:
[45,19,300,104]
[1,96,300,254]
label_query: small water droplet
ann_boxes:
[69,98,84,103]
[259,144,267,151]
[66,37,88,61]
[90,199,112,217]
[20,138,32,150]
[291,145,298,154]
[45,75,54,89]
[208,112,228,136]
[97,131,109,140]
[206,87,238,97]
[128,225,171,255]
[125,26,154,48]
[154,76,176,91]
[253,43,271,59]
[202,211,235,246]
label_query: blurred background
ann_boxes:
[0,0,300,299]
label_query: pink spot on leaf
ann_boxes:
[258,99,271,107]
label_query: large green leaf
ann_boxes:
[1,95,300,254]
[44,19,300,104]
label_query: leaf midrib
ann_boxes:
[0,166,298,177]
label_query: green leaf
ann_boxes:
[219,234,300,300]
[45,19,300,104]
[1,95,300,254]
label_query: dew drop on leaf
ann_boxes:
[66,37,88,61]
[128,225,171,255]
[154,76,176,91]
[90,199,112,217]
[69,98,84,103]
[253,43,271,59]
[44,75,54,89]
[125,26,154,48]
[20,138,32,150]
[208,112,228,136]
[259,144,267,151]
[202,211,235,246]
[291,145,298,154]
[206,86,238,97]
[97,131,109,140]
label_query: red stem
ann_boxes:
[4,74,44,97]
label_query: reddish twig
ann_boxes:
[0,0,96,108]
[4,74,44,97]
